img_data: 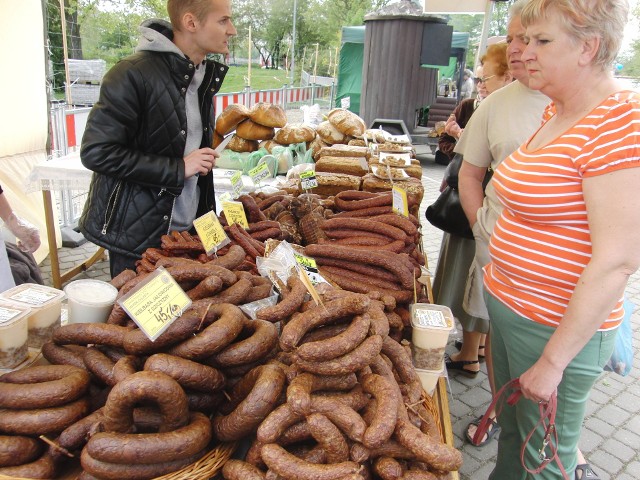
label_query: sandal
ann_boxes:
[575,463,601,480]
[454,340,486,359]
[444,353,479,378]
[465,415,501,447]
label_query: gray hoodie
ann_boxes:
[136,19,205,231]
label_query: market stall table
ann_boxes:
[26,152,105,289]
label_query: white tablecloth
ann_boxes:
[25,151,93,194]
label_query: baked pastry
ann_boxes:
[318,145,371,160]
[274,123,316,145]
[215,104,250,136]
[315,156,369,177]
[314,172,362,196]
[327,108,366,137]
[236,118,276,140]
[316,120,349,145]
[249,103,287,128]
[227,134,260,153]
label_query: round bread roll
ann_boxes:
[327,108,366,137]
[249,103,287,128]
[215,104,250,136]
[236,119,276,141]
[228,134,260,153]
[316,120,349,145]
[274,123,316,145]
[258,139,283,153]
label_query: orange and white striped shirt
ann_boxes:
[484,91,640,330]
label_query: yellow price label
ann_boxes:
[299,170,318,190]
[118,268,191,341]
[193,211,229,254]
[230,170,243,197]
[249,162,271,184]
[222,200,249,229]
[294,252,318,271]
[392,185,409,217]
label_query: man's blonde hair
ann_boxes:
[167,0,214,31]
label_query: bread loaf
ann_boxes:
[215,104,250,135]
[258,139,283,153]
[249,103,287,128]
[348,138,366,147]
[327,108,366,137]
[228,134,260,153]
[316,120,349,145]
[314,172,362,196]
[318,145,371,160]
[368,161,422,180]
[315,156,369,177]
[274,123,316,145]
[308,136,329,161]
[236,119,276,140]
[361,173,423,209]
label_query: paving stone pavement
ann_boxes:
[38,146,639,480]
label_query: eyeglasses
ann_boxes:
[474,74,496,84]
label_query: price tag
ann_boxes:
[297,267,322,306]
[249,162,271,185]
[219,191,232,203]
[300,170,318,190]
[118,268,191,341]
[193,211,230,255]
[293,252,327,286]
[222,200,249,229]
[230,170,243,198]
[392,185,409,217]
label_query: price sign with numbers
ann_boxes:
[300,169,318,190]
[118,268,191,341]
[222,200,249,229]
[249,162,271,185]
[293,252,327,286]
[230,170,243,198]
[392,185,409,217]
[193,211,230,255]
[219,191,232,203]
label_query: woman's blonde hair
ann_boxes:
[481,43,509,78]
[167,0,215,31]
[520,0,628,69]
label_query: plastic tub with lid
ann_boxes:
[64,279,118,324]
[0,301,31,369]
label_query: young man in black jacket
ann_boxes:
[79,0,236,277]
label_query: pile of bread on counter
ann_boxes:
[0,108,460,480]
[213,103,424,210]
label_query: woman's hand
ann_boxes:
[444,114,462,139]
[518,356,564,403]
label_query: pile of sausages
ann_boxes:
[220,290,463,480]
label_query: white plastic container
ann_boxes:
[1,283,65,349]
[410,303,454,370]
[64,279,118,324]
[415,360,445,396]
[0,301,31,369]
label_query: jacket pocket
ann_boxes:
[101,180,123,235]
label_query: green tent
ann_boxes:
[335,26,366,114]
[336,27,469,114]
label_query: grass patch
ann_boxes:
[218,64,295,93]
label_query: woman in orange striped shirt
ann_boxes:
[483,1,640,478]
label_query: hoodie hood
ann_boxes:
[136,19,185,57]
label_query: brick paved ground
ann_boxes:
[37,132,639,480]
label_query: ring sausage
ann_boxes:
[0,365,90,409]
[0,451,57,479]
[223,459,267,480]
[295,314,371,362]
[256,275,307,323]
[360,374,400,449]
[0,397,90,436]
[306,413,349,463]
[213,364,285,442]
[52,323,130,349]
[86,412,211,464]
[261,443,359,480]
[102,371,189,434]
[123,310,206,355]
[144,353,225,393]
[209,320,278,367]
[0,435,43,467]
[41,342,88,370]
[295,335,383,376]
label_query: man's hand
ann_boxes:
[444,114,462,139]
[184,148,219,178]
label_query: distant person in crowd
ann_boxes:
[460,68,475,100]
[431,43,512,384]
[482,1,639,479]
[79,0,236,277]
[455,0,550,449]
[0,184,42,292]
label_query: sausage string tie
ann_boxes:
[39,435,74,458]
[196,304,212,332]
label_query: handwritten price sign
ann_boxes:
[193,211,230,255]
[300,170,318,190]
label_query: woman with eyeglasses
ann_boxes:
[481,0,639,478]
[431,42,512,379]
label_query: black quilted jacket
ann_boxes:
[79,44,227,259]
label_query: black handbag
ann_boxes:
[425,153,492,239]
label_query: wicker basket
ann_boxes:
[154,441,237,480]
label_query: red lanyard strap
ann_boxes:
[472,378,569,479]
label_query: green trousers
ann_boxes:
[485,293,616,480]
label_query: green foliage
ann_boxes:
[218,64,291,93]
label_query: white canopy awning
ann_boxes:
[423,0,488,14]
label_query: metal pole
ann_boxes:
[58,0,72,105]
[475,0,494,70]
[290,0,297,85]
